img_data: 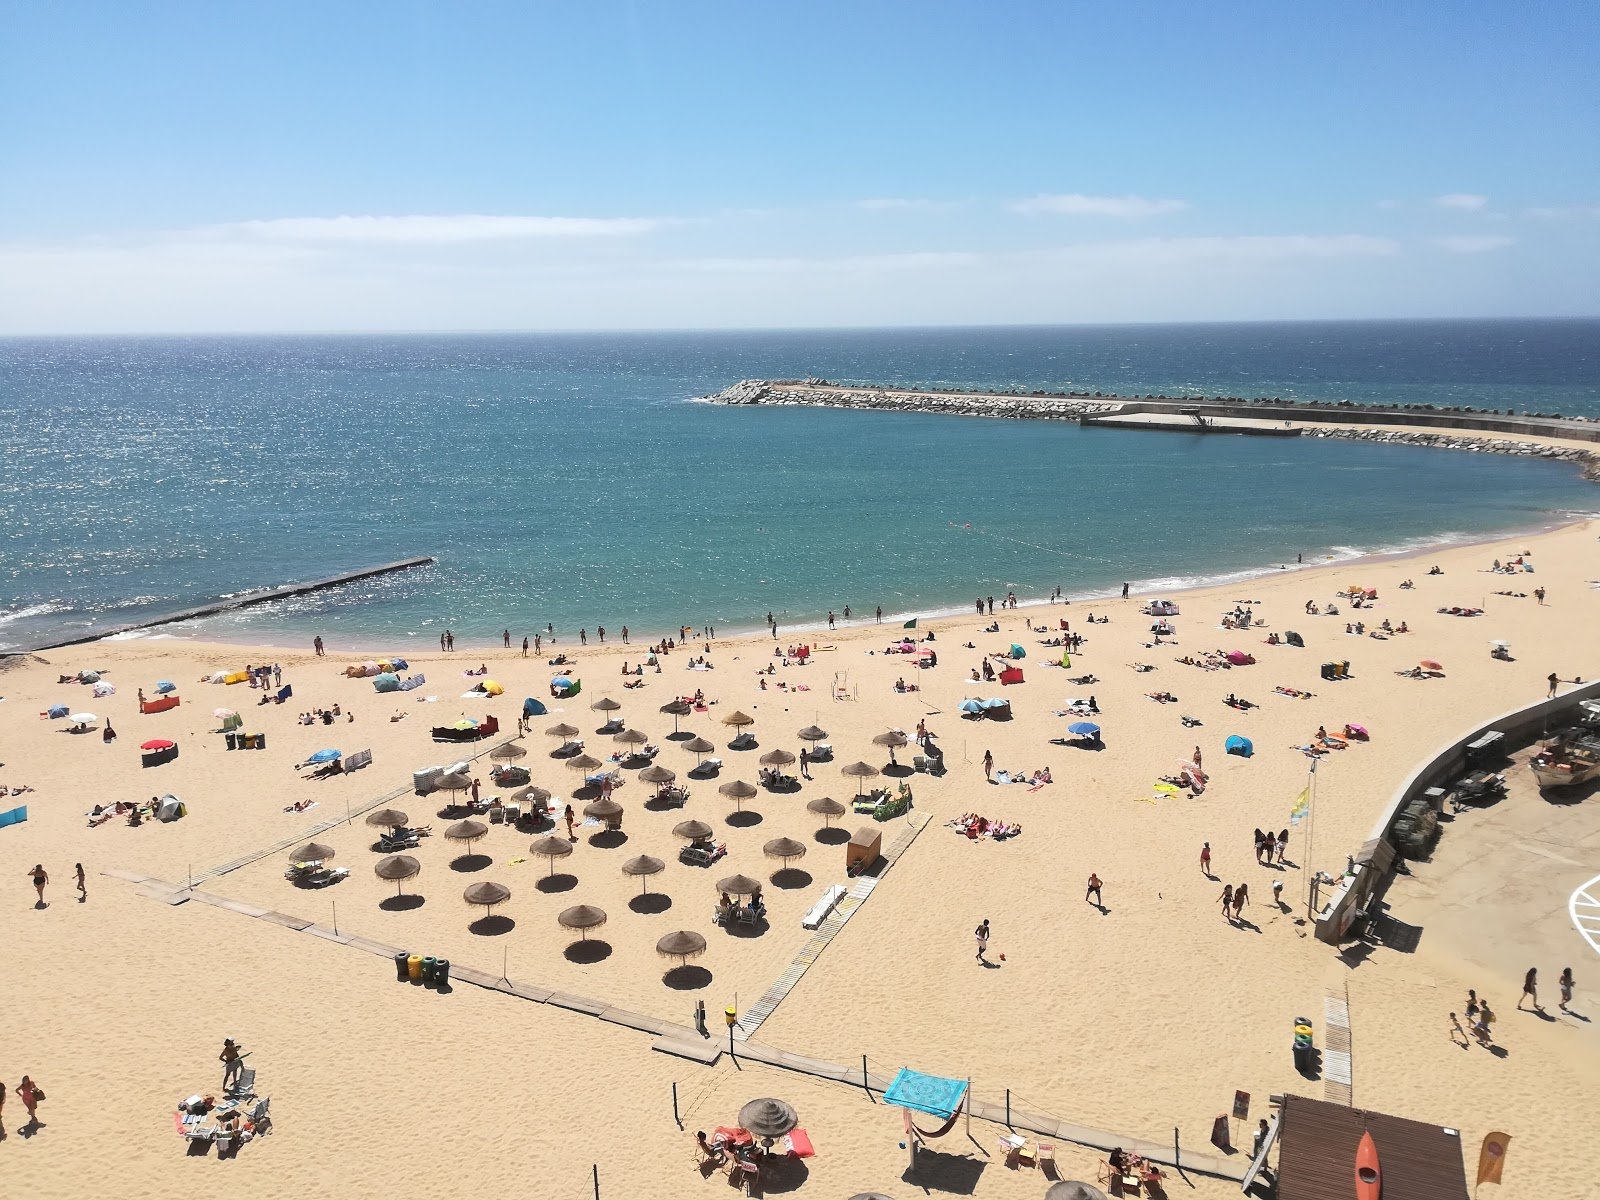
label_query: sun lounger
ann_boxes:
[809,743,833,761]
[801,883,846,929]
[226,1067,257,1099]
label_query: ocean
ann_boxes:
[2,319,1597,652]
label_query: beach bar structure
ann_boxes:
[1249,1094,1468,1200]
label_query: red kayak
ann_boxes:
[1356,1130,1381,1200]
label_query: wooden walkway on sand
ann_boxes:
[4,555,435,654]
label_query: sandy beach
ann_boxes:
[4,519,1598,1199]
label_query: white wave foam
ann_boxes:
[0,601,69,626]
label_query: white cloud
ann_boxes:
[219,213,666,243]
[1009,193,1188,219]
[1434,193,1488,210]
[1045,234,1399,263]
[1432,235,1514,254]
[1524,204,1600,221]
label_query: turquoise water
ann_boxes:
[1,321,1596,651]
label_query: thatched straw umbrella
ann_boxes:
[288,841,335,864]
[683,736,715,765]
[659,699,692,734]
[840,761,881,796]
[444,819,488,851]
[583,797,623,828]
[722,710,755,730]
[434,772,472,797]
[638,764,676,785]
[718,779,758,812]
[529,835,574,878]
[738,1097,798,1138]
[673,819,714,842]
[805,796,846,827]
[489,741,527,762]
[656,929,707,967]
[716,873,762,896]
[546,721,580,741]
[763,837,807,866]
[463,880,511,918]
[511,784,552,809]
[1044,1184,1110,1200]
[558,904,608,940]
[566,754,603,774]
[614,727,650,750]
[591,697,623,727]
[759,749,795,769]
[797,724,828,742]
[622,854,665,895]
[374,853,420,897]
[366,808,410,830]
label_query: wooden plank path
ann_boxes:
[736,813,930,1037]
[4,555,434,654]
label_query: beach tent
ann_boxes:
[1225,734,1253,758]
[1225,650,1255,666]
[523,697,548,718]
[156,794,186,822]
[154,680,177,694]
[482,679,504,696]
[885,1067,969,1139]
[208,671,228,684]
[1285,631,1305,648]
[398,674,425,692]
[77,670,101,684]
[1143,600,1180,616]
[223,670,249,684]
[372,672,401,693]
[92,681,116,697]
[1008,644,1026,659]
[46,703,69,719]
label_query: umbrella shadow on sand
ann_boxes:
[758,1157,810,1194]
[380,894,426,912]
[449,853,492,873]
[725,810,764,828]
[771,867,813,890]
[813,826,851,845]
[589,828,629,849]
[663,965,712,991]
[565,939,613,964]
[536,873,579,894]
[630,892,673,915]
[469,914,516,936]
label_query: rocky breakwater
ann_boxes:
[702,379,1117,420]
[1303,426,1600,481]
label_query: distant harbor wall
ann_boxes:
[703,380,1600,478]
[3,556,436,655]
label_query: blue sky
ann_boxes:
[2,1,1597,332]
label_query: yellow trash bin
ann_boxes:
[407,953,423,981]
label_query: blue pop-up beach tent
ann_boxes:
[1225,734,1253,758]
[523,697,548,717]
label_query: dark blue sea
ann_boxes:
[2,319,1597,651]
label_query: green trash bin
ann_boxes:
[421,956,437,984]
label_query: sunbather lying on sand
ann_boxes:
[1146,691,1177,703]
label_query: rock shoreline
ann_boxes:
[702,380,1600,481]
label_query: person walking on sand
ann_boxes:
[1548,672,1559,698]
[1558,967,1574,1012]
[1535,586,1546,605]
[1220,883,1234,921]
[564,804,577,841]
[1448,1012,1469,1048]
[1252,828,1266,865]
[1272,878,1285,909]
[1519,967,1541,1011]
[314,635,324,657]
[1192,745,1202,770]
[1275,829,1289,865]
[27,864,47,907]
[18,1076,41,1130]
[1200,842,1212,877]
[521,636,529,657]
[1474,1001,1496,1046]
[1232,881,1250,921]
[982,749,994,782]
[974,918,990,961]
[1085,872,1103,908]
[799,747,810,780]
[75,862,86,900]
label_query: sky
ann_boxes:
[1,1,1597,333]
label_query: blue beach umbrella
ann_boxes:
[959,699,984,714]
[1068,721,1101,737]
[155,680,176,694]
[308,748,343,764]
[47,703,70,719]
